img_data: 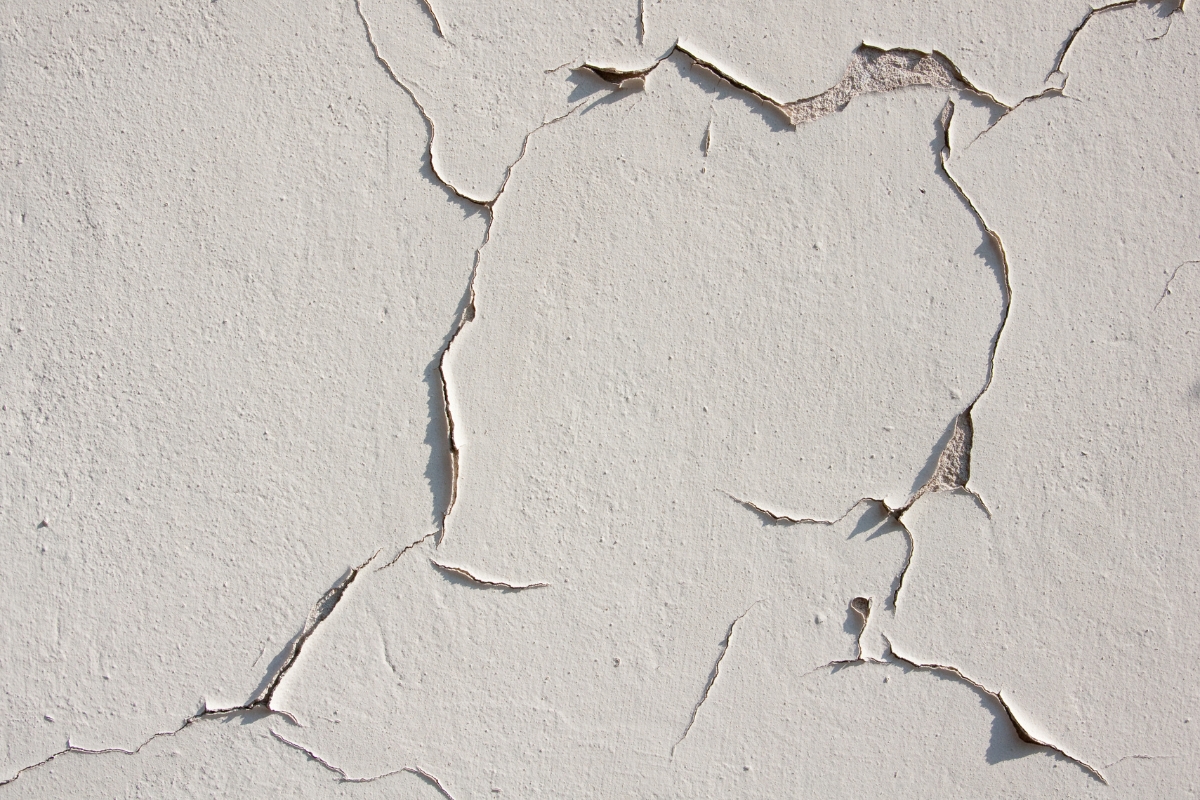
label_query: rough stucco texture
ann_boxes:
[1,1,1197,797]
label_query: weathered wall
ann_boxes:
[1,1,1197,797]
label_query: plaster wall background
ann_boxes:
[0,1,1196,797]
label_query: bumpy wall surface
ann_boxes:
[1,1,1197,797]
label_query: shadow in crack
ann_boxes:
[566,68,615,104]
[246,565,359,703]
[675,52,792,134]
[851,501,891,538]
[422,273,476,527]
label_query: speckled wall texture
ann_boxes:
[1,1,1197,797]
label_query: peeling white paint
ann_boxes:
[1,0,1197,796]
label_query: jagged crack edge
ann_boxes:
[254,550,380,707]
[1047,1,1139,83]
[418,0,445,39]
[0,709,296,788]
[722,492,915,609]
[432,100,586,538]
[936,98,1012,517]
[379,530,437,570]
[430,559,550,590]
[358,0,589,540]
[0,547,381,787]
[882,635,1109,784]
[355,0,484,205]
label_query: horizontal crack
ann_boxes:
[270,730,457,797]
[430,560,550,590]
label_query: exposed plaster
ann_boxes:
[5,0,1194,793]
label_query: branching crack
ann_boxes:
[722,493,916,609]
[357,0,588,543]
[0,548,379,787]
[430,560,550,590]
[270,730,458,797]
[671,601,759,756]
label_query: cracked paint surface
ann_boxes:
[1,0,1197,796]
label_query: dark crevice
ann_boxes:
[1046,1,1139,82]
[251,551,379,708]
[417,0,445,39]
[357,0,588,543]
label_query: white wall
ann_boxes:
[1,1,1197,796]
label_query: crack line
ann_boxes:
[1156,259,1198,309]
[671,601,759,756]
[252,550,379,707]
[0,547,380,787]
[430,560,550,590]
[0,709,291,788]
[721,492,916,608]
[937,98,1012,517]
[882,635,1108,784]
[417,0,445,39]
[1047,1,1139,83]
[270,730,457,797]
[358,0,589,543]
[379,530,437,570]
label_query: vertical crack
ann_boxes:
[671,602,759,756]
[933,98,1014,516]
[356,0,586,542]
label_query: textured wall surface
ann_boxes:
[1,1,1197,797]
